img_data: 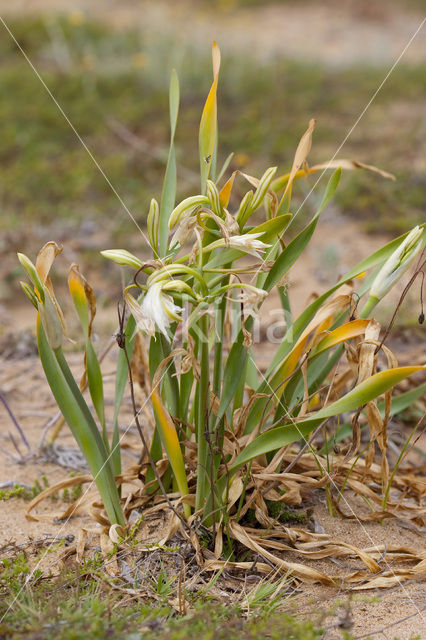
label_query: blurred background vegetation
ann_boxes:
[0,1,425,301]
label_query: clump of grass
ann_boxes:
[0,476,49,501]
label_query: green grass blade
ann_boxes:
[215,317,254,424]
[111,313,136,477]
[216,151,234,184]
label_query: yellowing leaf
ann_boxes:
[280,118,316,205]
[68,263,97,337]
[199,42,221,193]
[35,241,62,284]
[313,319,370,356]
[152,389,190,517]
[219,170,237,208]
[272,158,395,193]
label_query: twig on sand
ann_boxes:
[352,604,426,639]
[0,391,31,453]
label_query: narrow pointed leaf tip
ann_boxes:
[169,69,180,138]
[282,118,316,201]
[18,253,44,298]
[35,241,63,285]
[68,264,96,337]
[199,42,221,192]
[212,41,221,79]
[159,70,180,256]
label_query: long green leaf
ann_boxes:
[37,318,124,526]
[266,224,426,377]
[215,317,254,423]
[321,381,426,453]
[111,313,137,476]
[262,169,341,292]
[86,339,107,448]
[199,43,220,193]
[231,366,425,472]
[263,214,319,292]
[379,381,426,419]
[159,69,180,256]
[246,213,292,242]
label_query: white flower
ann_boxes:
[169,212,197,249]
[207,232,271,259]
[125,283,182,340]
[370,226,423,300]
[237,286,268,318]
[227,233,271,258]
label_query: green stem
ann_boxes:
[195,313,211,514]
[360,294,379,318]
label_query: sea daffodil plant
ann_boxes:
[19,44,425,536]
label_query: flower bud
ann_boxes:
[168,195,210,230]
[17,253,44,300]
[236,190,254,226]
[370,226,423,301]
[100,249,143,269]
[362,226,424,317]
[147,198,159,255]
[206,180,222,216]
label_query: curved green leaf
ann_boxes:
[230,366,425,472]
[37,318,125,526]
[159,69,180,256]
[266,223,426,377]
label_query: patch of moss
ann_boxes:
[242,502,309,527]
[265,501,310,524]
